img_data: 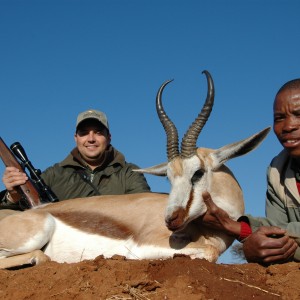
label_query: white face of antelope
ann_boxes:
[165,155,208,231]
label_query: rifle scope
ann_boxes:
[10,142,58,203]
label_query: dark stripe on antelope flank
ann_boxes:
[51,211,132,239]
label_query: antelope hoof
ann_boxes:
[30,250,51,266]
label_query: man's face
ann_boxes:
[74,119,111,165]
[273,88,300,157]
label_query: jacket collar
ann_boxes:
[270,149,299,202]
[58,145,126,172]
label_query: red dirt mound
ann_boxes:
[0,255,299,299]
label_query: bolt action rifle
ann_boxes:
[0,137,58,209]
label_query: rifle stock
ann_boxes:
[0,137,41,207]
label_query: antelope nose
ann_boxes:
[166,213,179,229]
[165,208,185,231]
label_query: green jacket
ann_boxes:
[0,145,151,209]
[245,149,300,261]
[40,145,151,200]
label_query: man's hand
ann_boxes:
[2,166,28,191]
[243,226,298,264]
[201,191,241,237]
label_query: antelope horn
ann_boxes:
[156,79,179,161]
[181,70,215,158]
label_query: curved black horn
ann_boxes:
[181,70,215,158]
[156,79,180,161]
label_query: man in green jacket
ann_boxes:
[1,109,150,208]
[200,78,300,265]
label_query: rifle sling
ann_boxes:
[75,170,101,196]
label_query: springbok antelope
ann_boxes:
[0,71,270,269]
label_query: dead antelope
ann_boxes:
[0,71,270,268]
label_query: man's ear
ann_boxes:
[74,133,78,143]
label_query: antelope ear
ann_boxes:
[210,127,271,170]
[133,162,168,176]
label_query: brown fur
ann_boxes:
[51,211,133,239]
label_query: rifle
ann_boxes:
[0,137,58,209]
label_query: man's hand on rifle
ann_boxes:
[3,166,28,192]
[0,138,45,207]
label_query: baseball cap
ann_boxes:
[76,109,109,130]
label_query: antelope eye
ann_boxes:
[191,170,204,185]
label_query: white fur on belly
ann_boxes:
[43,218,210,263]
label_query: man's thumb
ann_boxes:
[202,191,213,207]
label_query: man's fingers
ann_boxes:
[202,191,220,213]
[257,226,286,236]
[262,238,298,264]
[2,168,28,190]
[202,191,213,207]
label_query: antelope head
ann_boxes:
[136,70,270,232]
